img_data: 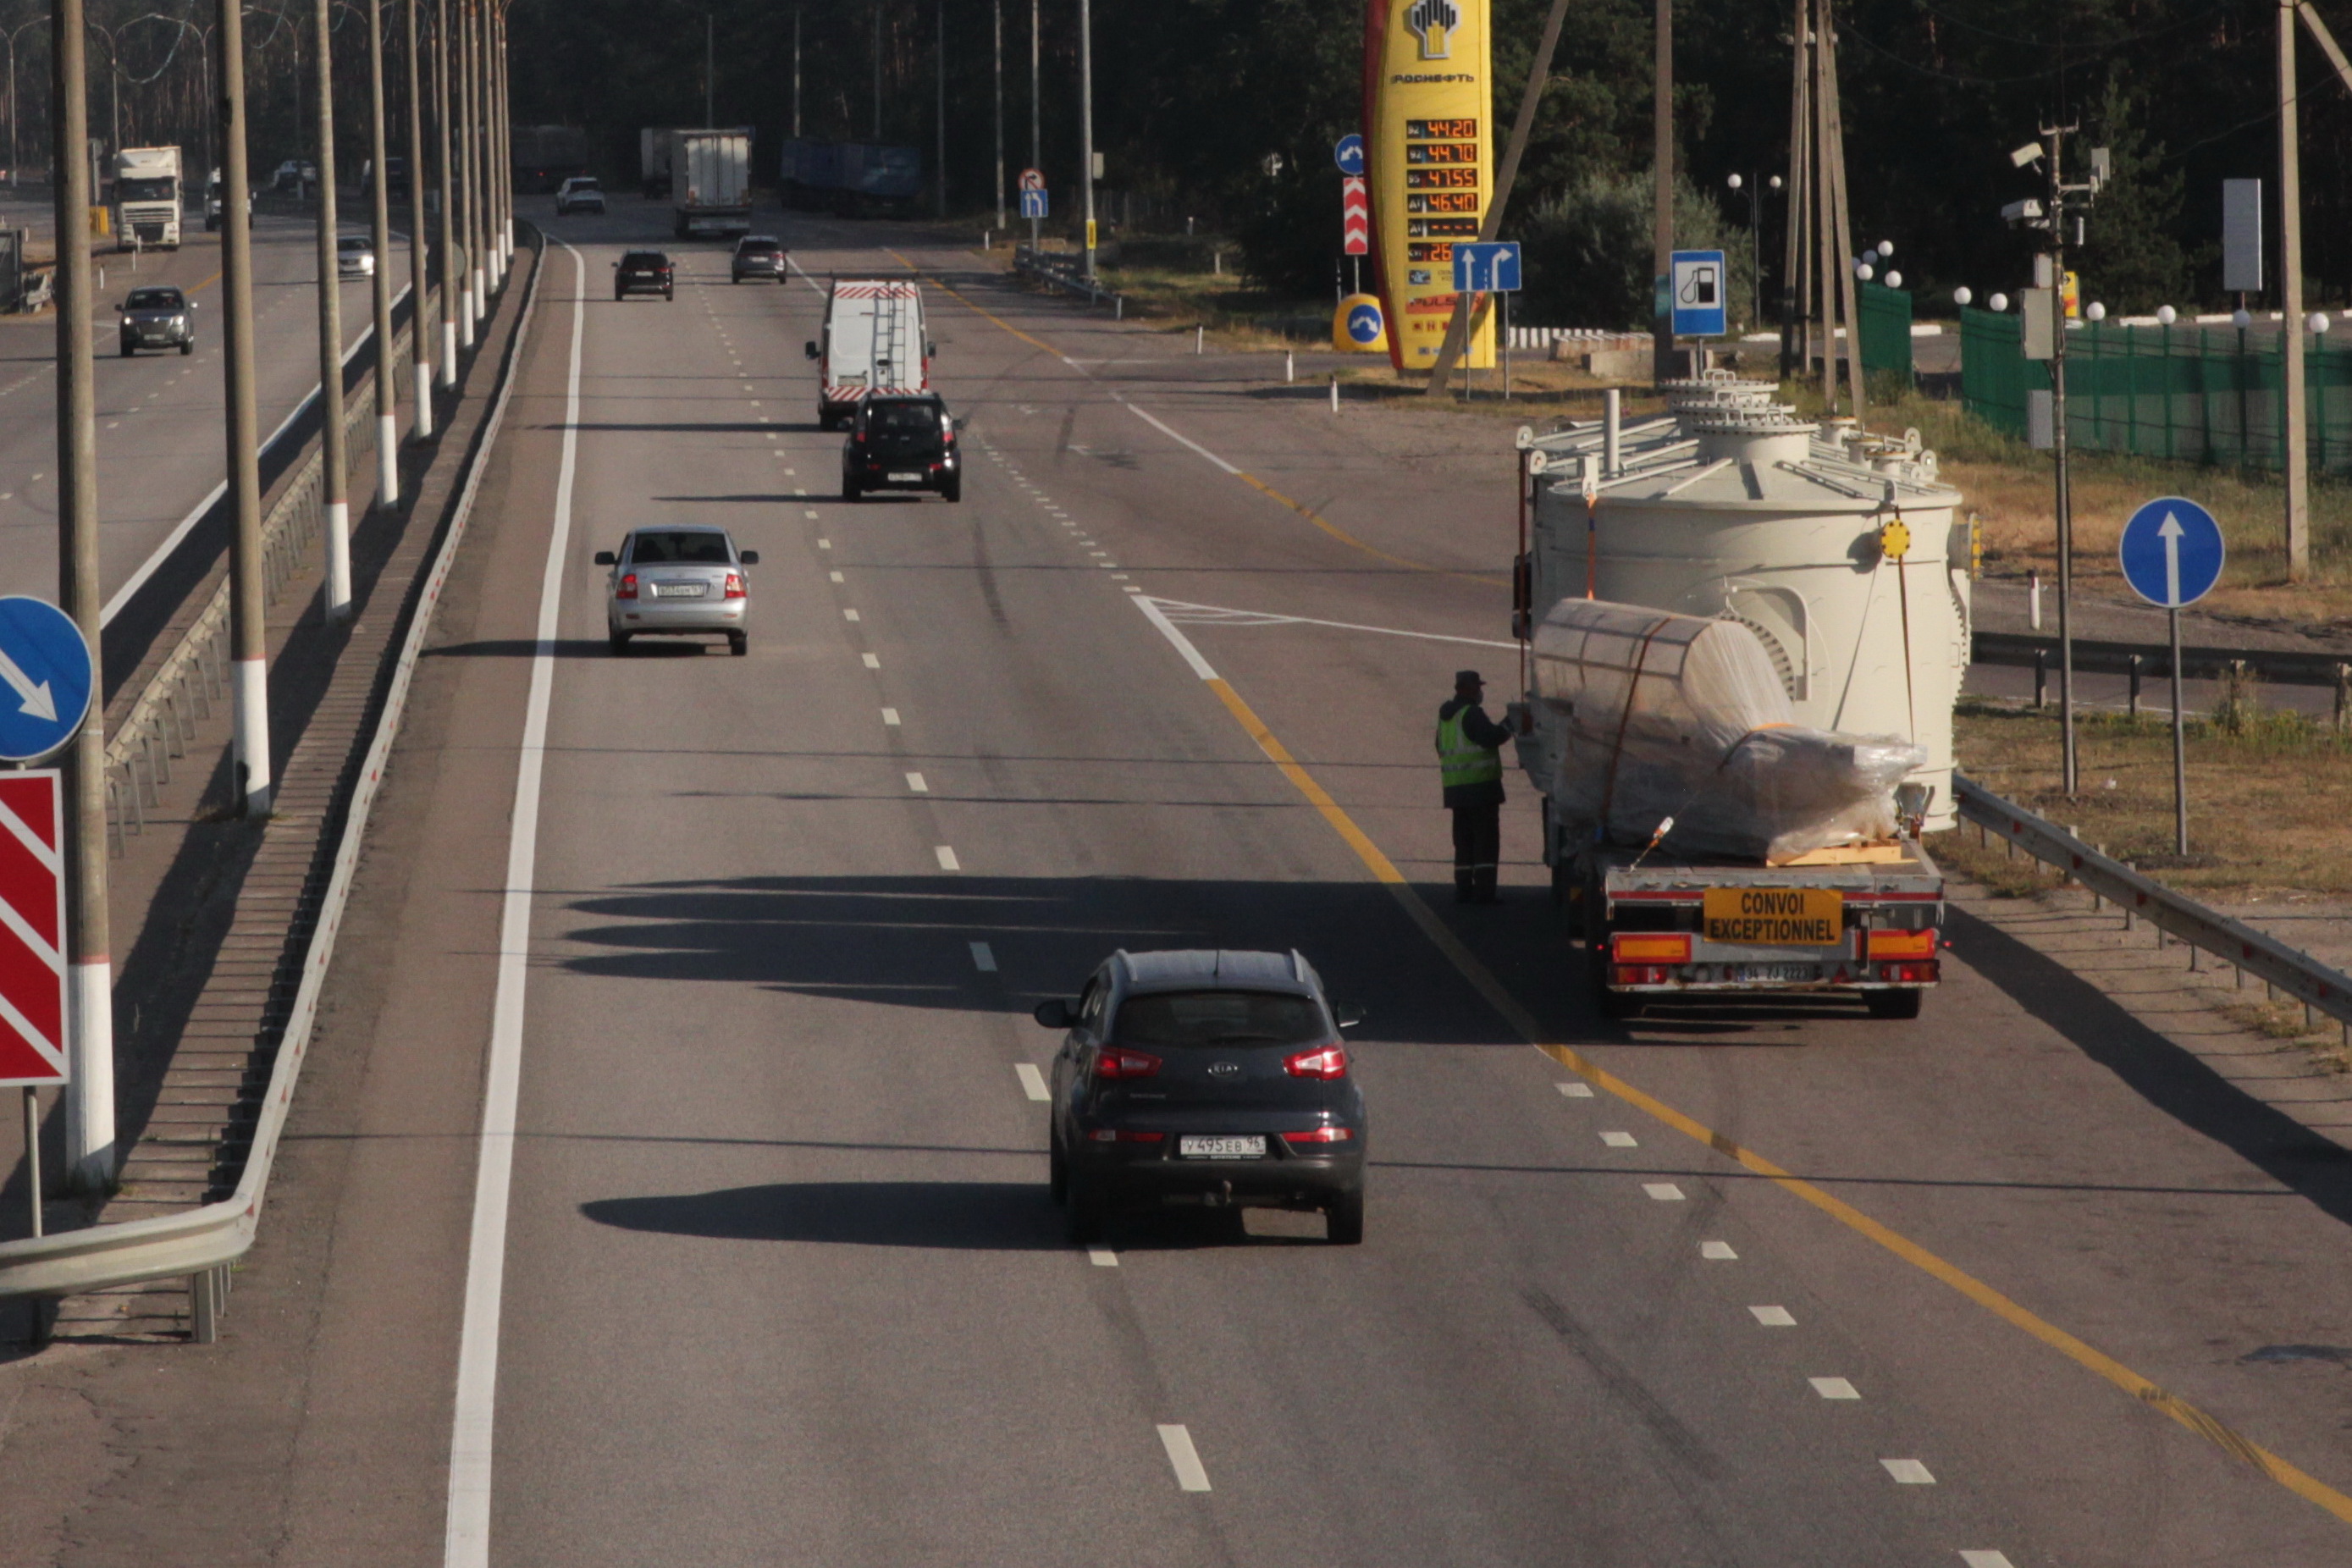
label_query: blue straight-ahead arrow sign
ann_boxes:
[2118,496,2225,609]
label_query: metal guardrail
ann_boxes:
[1974,629,2352,698]
[0,246,543,1307]
[1953,771,2352,1039]
[1012,244,1124,314]
[102,305,428,853]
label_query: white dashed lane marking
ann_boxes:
[1557,1082,1594,1098]
[1809,1378,1860,1400]
[881,707,900,726]
[1880,1460,1935,1485]
[843,608,860,621]
[905,771,928,792]
[1700,1241,1737,1260]
[1156,1425,1212,1493]
[1089,1248,1118,1267]
[862,653,881,669]
[935,846,960,870]
[1750,1306,1797,1327]
[970,941,998,972]
[1599,1131,1637,1148]
[1959,1554,2017,1568]
[1013,1064,1048,1101]
[1643,1183,1685,1201]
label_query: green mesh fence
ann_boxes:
[1858,280,1913,381]
[1961,306,2352,472]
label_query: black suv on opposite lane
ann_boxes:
[1035,949,1367,1245]
[842,394,961,502]
[614,250,674,301]
[731,235,787,283]
[119,286,194,356]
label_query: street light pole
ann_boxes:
[366,0,397,506]
[933,0,944,218]
[1078,0,1094,280]
[404,0,432,433]
[454,0,472,348]
[791,8,800,138]
[52,0,116,1189]
[991,0,1003,230]
[216,0,269,821]
[433,0,456,384]
[1026,0,1037,252]
[312,0,351,620]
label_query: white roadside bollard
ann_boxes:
[1329,374,1339,414]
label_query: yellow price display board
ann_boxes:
[1365,0,1494,372]
[1702,887,1844,946]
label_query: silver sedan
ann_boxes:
[594,525,759,655]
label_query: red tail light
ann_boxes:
[1284,1045,1348,1080]
[615,572,638,600]
[1092,1045,1161,1081]
[1877,961,1940,984]
[1087,1128,1165,1143]
[723,571,745,599]
[1612,964,1671,986]
[1280,1126,1355,1145]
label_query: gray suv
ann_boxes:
[731,235,786,283]
[119,286,194,356]
[1035,949,1368,1245]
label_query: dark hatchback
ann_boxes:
[1036,949,1367,1245]
[842,394,961,502]
[614,250,674,301]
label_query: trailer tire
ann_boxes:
[1864,990,1923,1021]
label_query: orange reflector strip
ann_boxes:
[1866,928,1937,961]
[1613,933,1692,963]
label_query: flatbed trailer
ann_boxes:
[1571,838,1945,1020]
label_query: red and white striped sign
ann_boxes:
[1342,175,1370,257]
[0,770,67,1087]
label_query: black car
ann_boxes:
[119,286,194,356]
[731,234,786,283]
[842,394,961,502]
[1036,949,1368,1245]
[614,250,674,301]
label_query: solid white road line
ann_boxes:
[1088,1247,1118,1267]
[1147,595,1518,651]
[1600,1131,1637,1148]
[1750,1306,1797,1327]
[1125,402,1241,476]
[1809,1378,1861,1400]
[1699,1240,1738,1260]
[1556,1081,1594,1098]
[1157,1424,1212,1492]
[1013,1063,1049,1101]
[1643,1182,1685,1201]
[936,846,960,870]
[1880,1460,1935,1485]
[441,242,583,1568]
[970,941,997,972]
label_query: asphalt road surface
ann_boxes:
[40,196,2352,1565]
[0,200,397,615]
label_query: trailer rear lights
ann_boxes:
[1613,963,1674,986]
[1866,929,1937,961]
[1878,961,1939,984]
[1612,933,1692,963]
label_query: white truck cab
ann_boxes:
[113,146,183,250]
[805,279,932,430]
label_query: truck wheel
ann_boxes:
[1325,1185,1365,1245]
[1864,990,1923,1021]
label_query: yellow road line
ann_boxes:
[887,246,1499,587]
[1194,634,2352,1529]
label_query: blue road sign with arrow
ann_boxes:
[0,596,93,763]
[1450,241,1521,294]
[2118,496,2225,609]
[1333,134,1366,177]
[1019,188,1048,218]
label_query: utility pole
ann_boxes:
[455,0,474,348]
[434,0,457,384]
[871,8,881,141]
[2049,127,2077,795]
[217,0,269,820]
[488,1,505,281]
[792,8,801,138]
[52,0,115,1188]
[367,0,398,506]
[934,0,945,218]
[1078,0,1094,280]
[1651,0,1672,379]
[704,11,713,129]
[313,0,352,621]
[1780,0,1808,382]
[991,0,1003,229]
[406,0,433,434]
[1027,0,1038,251]
[2281,0,2311,577]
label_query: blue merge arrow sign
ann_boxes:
[0,596,94,763]
[1333,134,1366,177]
[2118,496,2225,609]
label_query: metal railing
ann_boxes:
[1954,772,2352,1040]
[103,303,429,853]
[1013,244,1124,314]
[0,246,543,1311]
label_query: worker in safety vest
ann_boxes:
[1436,670,1515,904]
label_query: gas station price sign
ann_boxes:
[1405,118,1478,140]
[1406,167,1479,190]
[1406,142,1478,165]
[1407,218,1479,238]
[1406,192,1480,214]
[1371,2,1494,371]
[1407,241,1456,262]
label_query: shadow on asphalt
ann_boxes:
[580,1179,1328,1251]
[1948,904,2352,1226]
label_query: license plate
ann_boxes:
[1727,963,1818,984]
[887,471,923,483]
[651,582,705,599]
[1702,887,1842,945]
[1178,1135,1265,1160]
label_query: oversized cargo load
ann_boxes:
[779,138,922,217]
[1525,598,1924,864]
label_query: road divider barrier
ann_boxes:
[1012,244,1123,314]
[1954,771,2352,1042]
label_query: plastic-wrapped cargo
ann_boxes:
[1528,598,1926,863]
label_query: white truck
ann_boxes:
[113,146,183,250]
[804,278,931,429]
[668,129,752,239]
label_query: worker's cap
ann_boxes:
[1455,670,1483,690]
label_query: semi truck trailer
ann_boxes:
[113,146,182,249]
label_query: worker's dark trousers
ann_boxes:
[1451,803,1501,903]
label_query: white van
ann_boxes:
[805,279,931,430]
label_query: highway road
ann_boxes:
[0,196,395,623]
[16,196,2352,1564]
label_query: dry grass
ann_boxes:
[1946,693,2352,899]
